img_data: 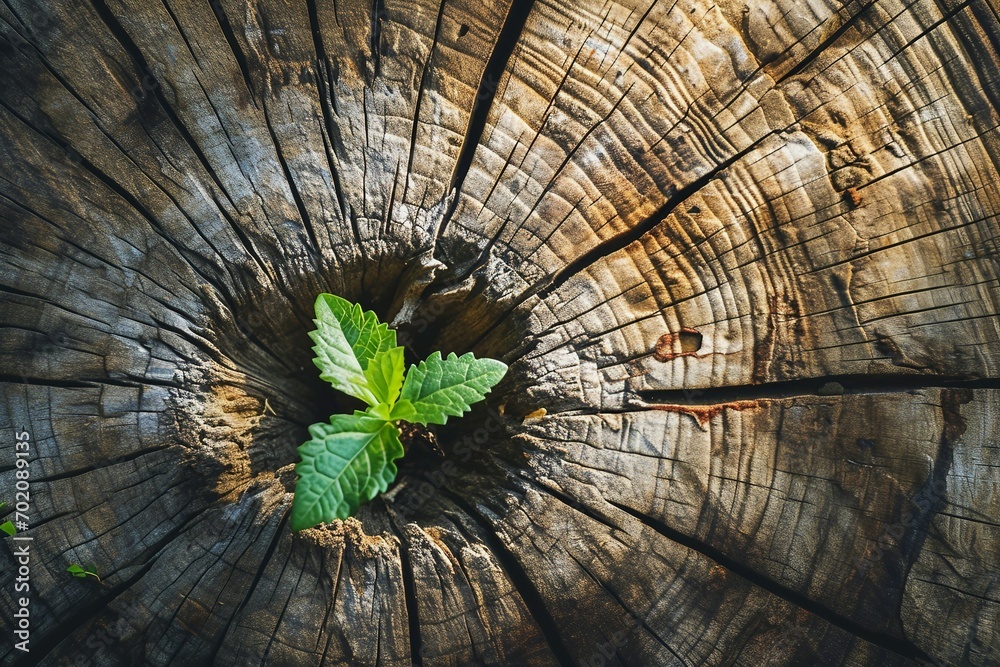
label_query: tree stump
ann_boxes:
[1,0,998,664]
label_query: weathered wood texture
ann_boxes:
[0,0,998,664]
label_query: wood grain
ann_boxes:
[0,0,997,664]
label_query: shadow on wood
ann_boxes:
[0,0,998,665]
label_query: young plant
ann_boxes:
[67,563,101,582]
[0,501,15,536]
[291,294,507,531]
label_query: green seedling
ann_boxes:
[291,294,507,531]
[0,501,15,536]
[67,563,101,582]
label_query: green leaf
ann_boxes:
[0,520,15,536]
[309,294,396,406]
[364,346,405,407]
[368,402,392,421]
[388,398,416,422]
[399,351,507,426]
[291,412,404,531]
[67,564,85,575]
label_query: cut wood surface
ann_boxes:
[0,0,997,664]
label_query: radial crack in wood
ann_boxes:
[0,0,997,665]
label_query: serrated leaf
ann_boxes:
[399,351,507,426]
[364,346,405,407]
[309,294,396,406]
[291,413,404,531]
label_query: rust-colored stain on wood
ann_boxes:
[654,328,704,362]
[1,0,996,664]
